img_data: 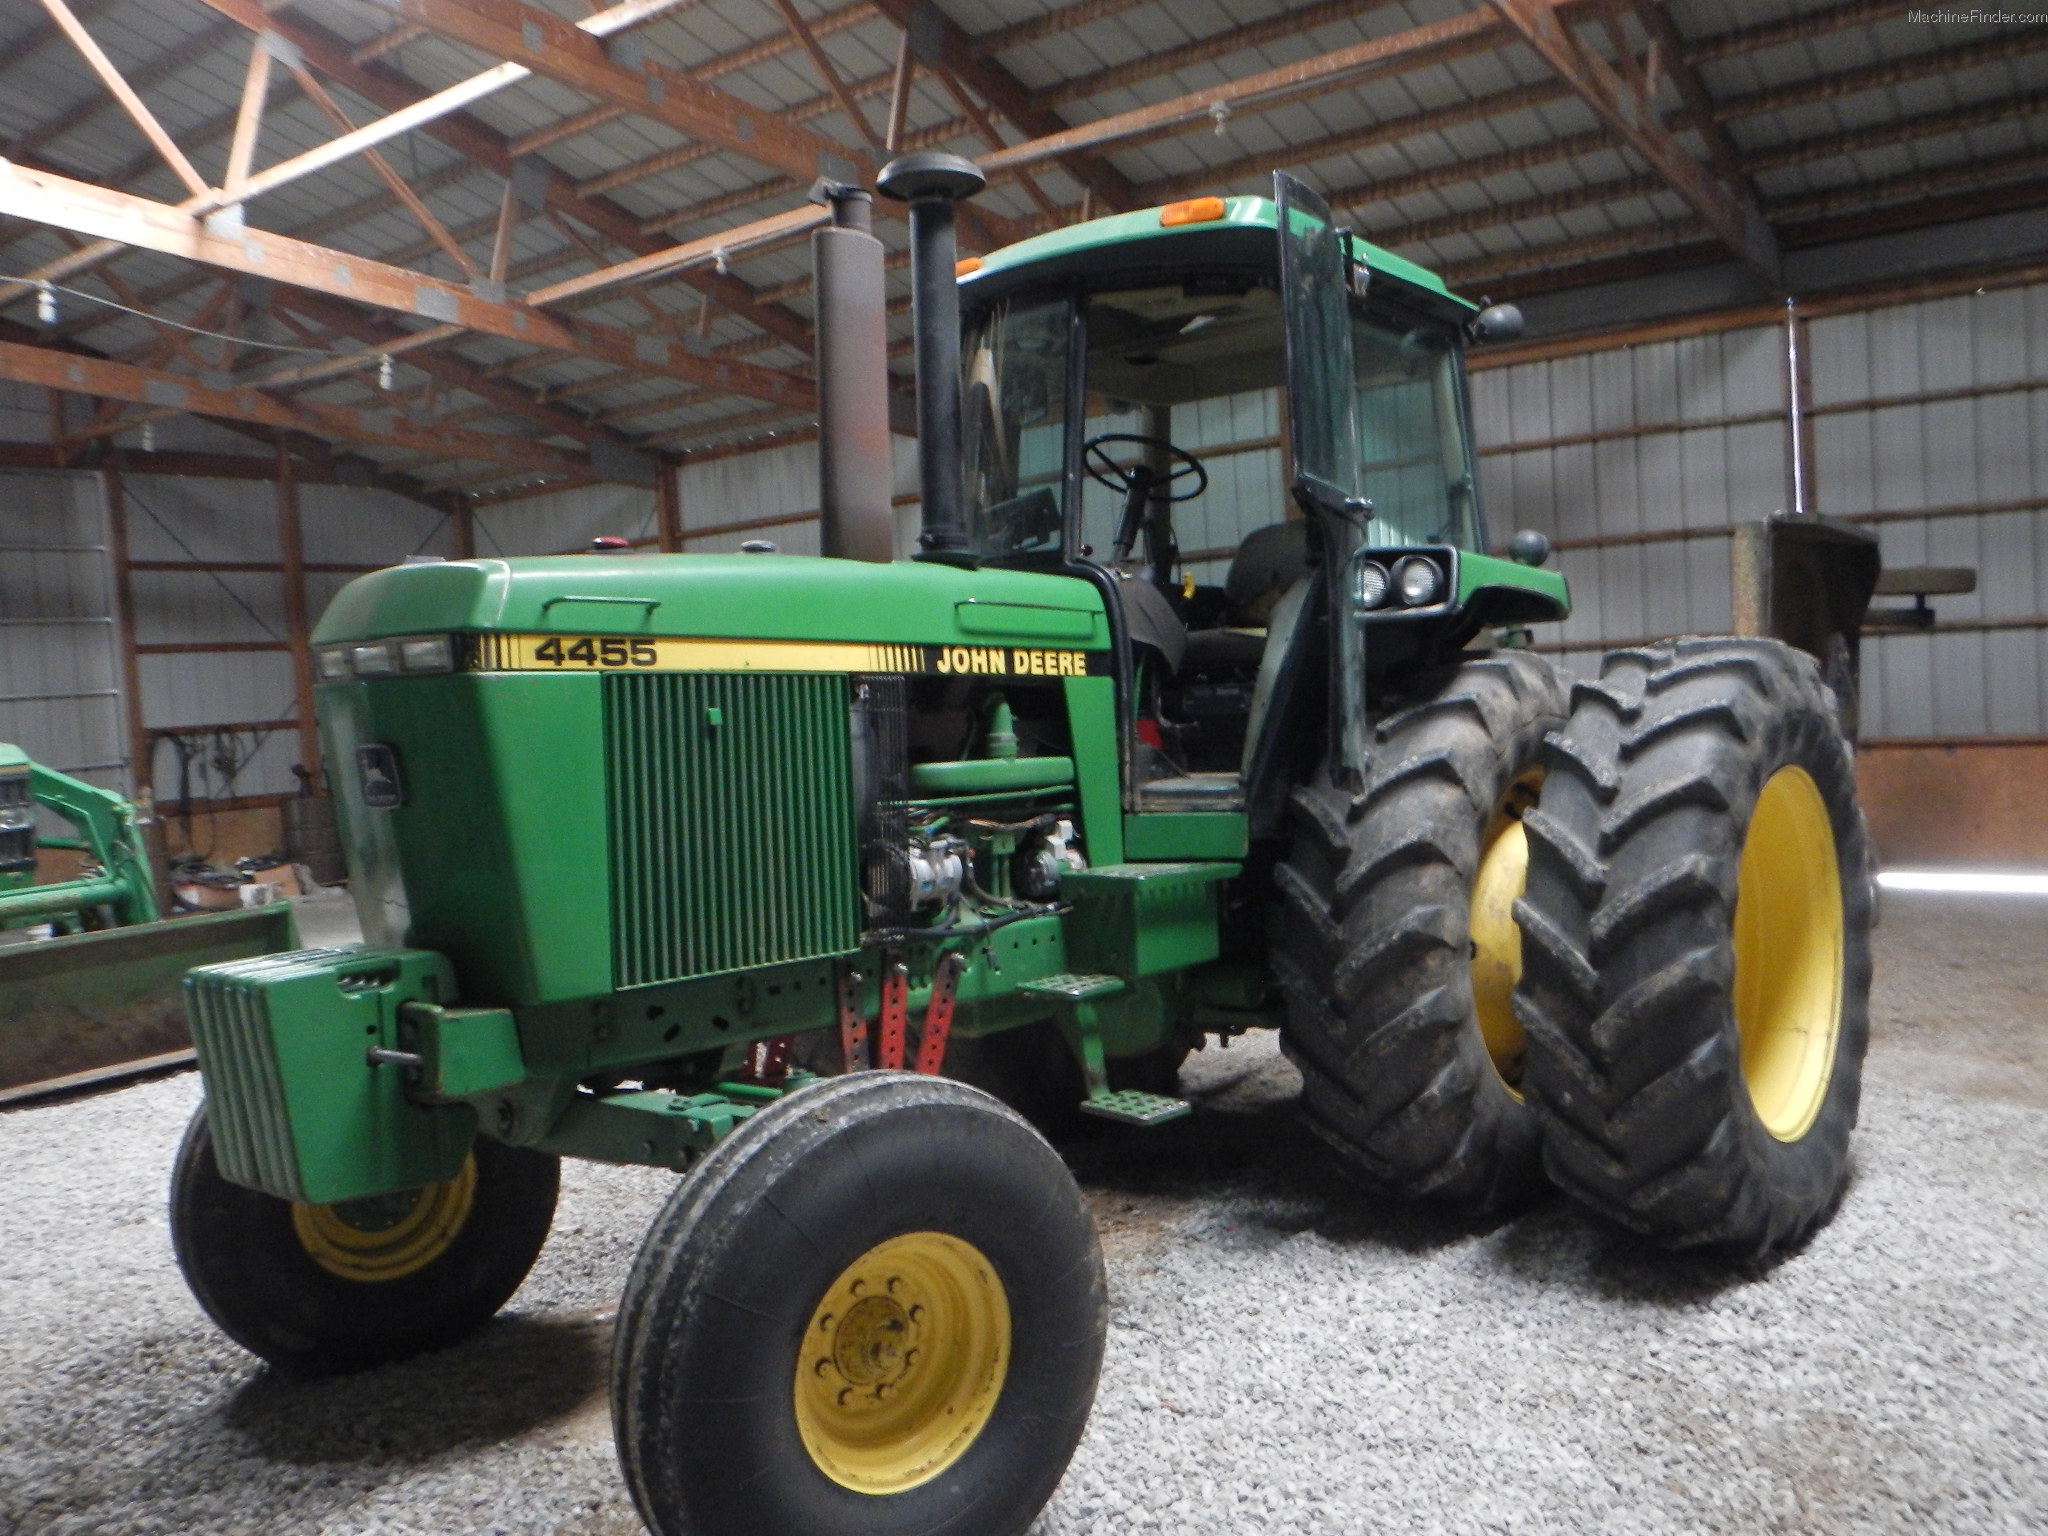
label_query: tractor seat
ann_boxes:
[1181,521,1311,672]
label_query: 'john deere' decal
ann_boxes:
[469,633,1107,681]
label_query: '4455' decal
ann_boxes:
[533,636,657,667]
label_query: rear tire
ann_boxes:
[1514,638,1874,1256]
[1275,651,1566,1211]
[612,1073,1104,1536]
[169,1108,559,1373]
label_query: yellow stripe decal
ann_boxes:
[470,634,1105,680]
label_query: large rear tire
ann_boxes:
[1275,650,1566,1211]
[1514,638,1874,1256]
[612,1072,1105,1536]
[169,1108,559,1373]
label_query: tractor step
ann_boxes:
[1019,972,1127,1001]
[1080,1089,1191,1127]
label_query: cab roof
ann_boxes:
[961,195,1477,318]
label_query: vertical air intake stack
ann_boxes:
[810,180,895,563]
[876,152,987,560]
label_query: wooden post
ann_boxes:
[657,456,682,552]
[449,494,477,558]
[102,465,152,799]
[275,435,322,794]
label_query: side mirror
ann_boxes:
[1467,303,1524,344]
[1509,529,1552,567]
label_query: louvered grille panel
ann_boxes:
[606,673,861,987]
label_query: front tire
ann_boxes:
[612,1072,1105,1536]
[1515,638,1874,1256]
[169,1108,559,1373]
[1275,650,1567,1211]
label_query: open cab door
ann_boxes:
[1273,172,1374,777]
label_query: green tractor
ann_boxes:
[168,163,1872,1536]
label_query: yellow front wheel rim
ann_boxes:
[794,1231,1010,1495]
[1470,771,1541,1094]
[291,1154,477,1283]
[1733,766,1846,1141]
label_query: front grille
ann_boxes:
[605,673,861,988]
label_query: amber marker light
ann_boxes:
[955,257,984,277]
[1158,197,1228,227]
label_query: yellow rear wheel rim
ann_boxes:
[1470,770,1541,1094]
[794,1231,1010,1495]
[290,1154,477,1283]
[1733,766,1846,1142]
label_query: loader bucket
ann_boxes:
[0,904,299,1104]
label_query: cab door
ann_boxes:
[1274,172,1372,776]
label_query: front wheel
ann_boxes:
[612,1072,1105,1536]
[1515,638,1874,1256]
[169,1109,559,1373]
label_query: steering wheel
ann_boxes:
[1084,433,1208,566]
[1082,433,1209,503]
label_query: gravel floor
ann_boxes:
[4,890,2046,1535]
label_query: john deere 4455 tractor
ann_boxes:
[170,163,1872,1536]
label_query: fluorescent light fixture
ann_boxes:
[1876,870,2048,896]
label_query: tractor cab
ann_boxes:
[955,177,1566,840]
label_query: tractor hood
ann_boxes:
[314,554,1111,651]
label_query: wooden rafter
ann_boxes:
[269,291,641,452]
[1486,0,1781,285]
[195,5,824,358]
[768,0,884,149]
[0,160,818,413]
[36,0,208,197]
[0,336,588,475]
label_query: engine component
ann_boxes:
[1015,819,1087,901]
[904,833,968,909]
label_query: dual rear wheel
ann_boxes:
[1277,639,1872,1255]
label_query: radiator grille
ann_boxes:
[606,672,861,987]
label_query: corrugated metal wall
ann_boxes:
[1808,287,2048,738]
[0,470,123,792]
[0,461,452,801]
[1471,280,2048,738]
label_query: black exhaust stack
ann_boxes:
[876,152,986,559]
[810,180,895,563]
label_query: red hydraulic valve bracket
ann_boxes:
[914,952,967,1076]
[877,952,910,1070]
[836,962,870,1072]
[739,1034,794,1087]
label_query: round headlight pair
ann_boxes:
[1355,555,1444,610]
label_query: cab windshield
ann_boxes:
[958,278,1484,573]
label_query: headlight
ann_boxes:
[351,641,398,676]
[0,804,32,831]
[1395,556,1443,607]
[1355,560,1390,610]
[316,635,458,681]
[399,636,453,673]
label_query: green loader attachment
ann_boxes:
[0,745,296,1103]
